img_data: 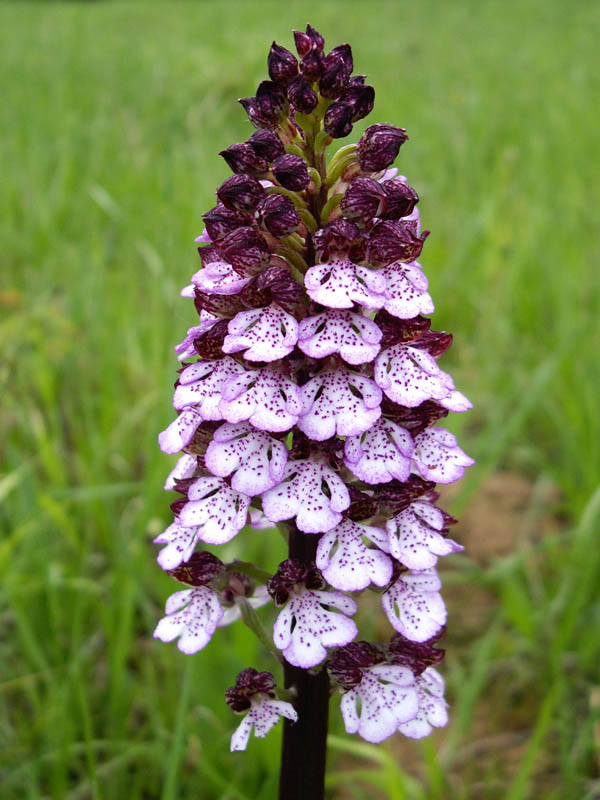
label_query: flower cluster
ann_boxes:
[155,24,473,751]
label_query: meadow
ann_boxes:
[1,1,599,797]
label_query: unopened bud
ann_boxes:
[216,174,265,212]
[341,177,386,223]
[268,42,298,86]
[168,551,225,587]
[358,123,409,172]
[272,154,310,191]
[256,193,299,237]
[313,218,363,258]
[381,178,419,219]
[218,226,270,275]
[323,101,354,139]
[248,129,285,162]
[368,219,429,265]
[202,203,248,241]
[219,142,268,176]
[287,75,318,114]
[342,84,375,122]
[256,80,288,123]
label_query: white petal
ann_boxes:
[223,304,299,362]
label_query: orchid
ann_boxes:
[154,24,473,799]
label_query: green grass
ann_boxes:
[1,1,599,798]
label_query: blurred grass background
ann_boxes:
[1,0,599,798]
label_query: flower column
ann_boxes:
[155,23,474,800]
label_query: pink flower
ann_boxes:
[381,568,447,642]
[412,427,475,484]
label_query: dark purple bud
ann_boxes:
[411,329,453,357]
[248,129,285,162]
[368,219,429,266]
[193,319,229,359]
[219,142,269,176]
[341,177,386,223]
[272,154,310,191]
[181,420,221,460]
[225,668,277,712]
[202,203,248,242]
[239,96,274,129]
[388,632,445,676]
[293,30,312,58]
[342,84,375,122]
[216,174,265,212]
[194,287,244,318]
[380,179,419,219]
[267,559,325,606]
[170,496,187,516]
[256,80,288,123]
[349,74,367,86]
[256,193,300,238]
[313,218,363,258]
[300,50,323,82]
[373,475,436,515]
[373,311,431,348]
[327,43,353,73]
[305,24,325,53]
[217,226,270,275]
[287,75,318,114]
[319,47,352,98]
[346,485,378,521]
[328,642,386,689]
[241,264,304,313]
[198,243,225,268]
[323,101,354,139]
[222,572,255,604]
[358,123,409,172]
[168,551,225,588]
[268,42,299,86]
[382,399,449,435]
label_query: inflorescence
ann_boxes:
[154,23,473,751]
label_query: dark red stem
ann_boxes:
[278,527,329,800]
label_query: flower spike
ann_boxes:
[155,24,473,775]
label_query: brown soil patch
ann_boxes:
[440,472,561,565]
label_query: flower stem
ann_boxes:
[278,526,329,800]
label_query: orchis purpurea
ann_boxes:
[154,23,473,800]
